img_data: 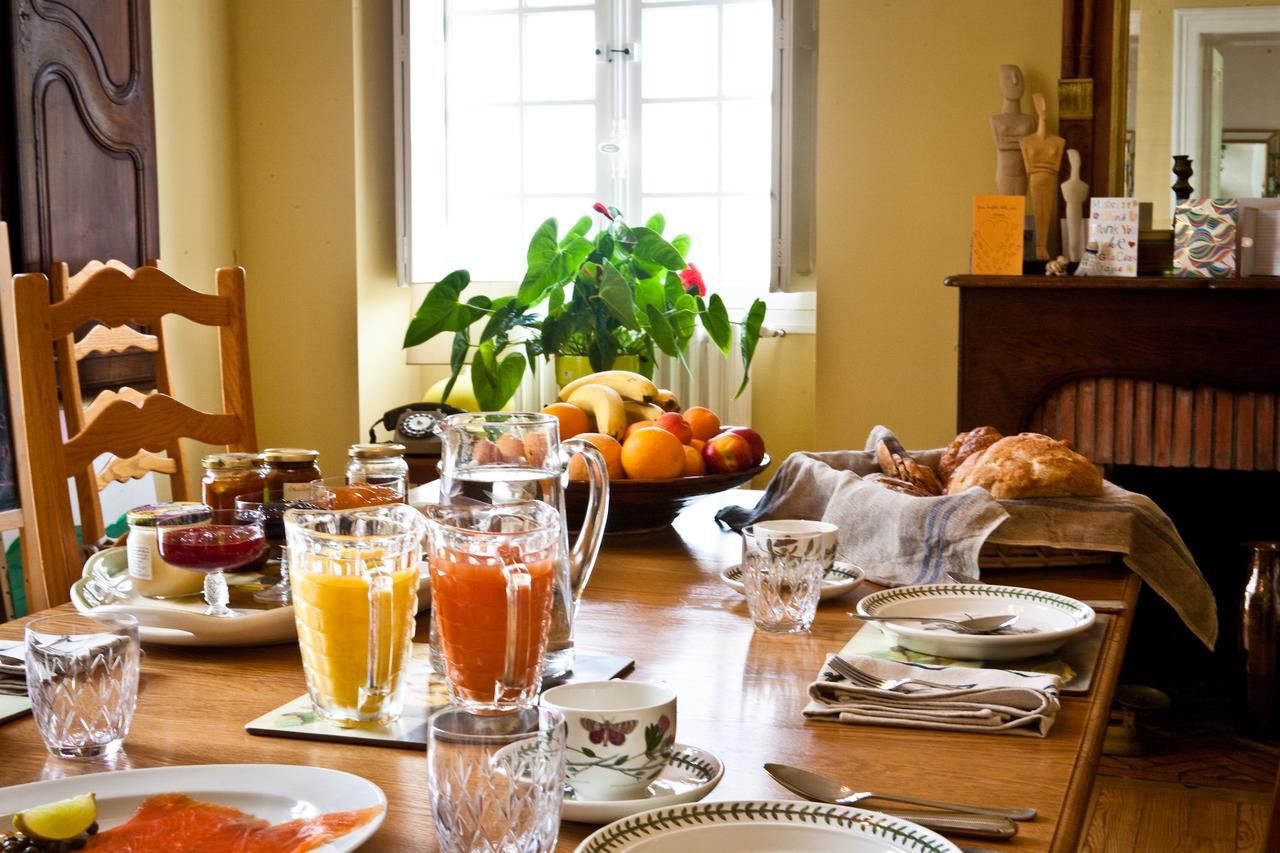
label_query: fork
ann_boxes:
[827,655,976,692]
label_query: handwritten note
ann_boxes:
[1088,198,1139,277]
[971,195,1025,275]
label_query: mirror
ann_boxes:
[1123,1,1280,222]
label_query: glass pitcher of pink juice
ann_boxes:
[435,412,608,679]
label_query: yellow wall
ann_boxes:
[751,333,815,478]
[1131,0,1276,222]
[814,0,1062,452]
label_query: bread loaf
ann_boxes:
[937,426,1003,485]
[863,472,933,498]
[946,432,1103,499]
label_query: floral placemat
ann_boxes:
[841,615,1111,695]
[245,645,633,749]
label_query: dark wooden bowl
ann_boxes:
[566,455,770,534]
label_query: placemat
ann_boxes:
[0,694,30,725]
[246,646,634,749]
[840,614,1111,695]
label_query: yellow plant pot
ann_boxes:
[554,355,641,388]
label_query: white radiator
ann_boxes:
[512,330,753,427]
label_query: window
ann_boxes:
[397,0,816,309]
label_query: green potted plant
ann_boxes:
[403,203,766,411]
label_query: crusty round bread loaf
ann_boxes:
[863,472,933,498]
[937,426,1003,485]
[945,432,1103,499]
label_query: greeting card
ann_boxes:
[1174,198,1238,278]
[1087,197,1139,276]
[971,195,1025,275]
[1239,199,1280,277]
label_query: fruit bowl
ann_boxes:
[566,454,770,534]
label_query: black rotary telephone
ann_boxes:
[368,402,465,454]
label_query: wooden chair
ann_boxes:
[0,224,29,621]
[1,264,257,611]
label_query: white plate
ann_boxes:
[720,561,865,601]
[856,584,1096,661]
[0,764,386,852]
[498,741,723,825]
[575,800,960,853]
[71,548,431,647]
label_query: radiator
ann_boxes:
[511,330,753,427]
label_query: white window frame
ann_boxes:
[393,0,816,331]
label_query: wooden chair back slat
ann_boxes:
[216,268,257,453]
[73,325,159,359]
[95,452,178,490]
[63,396,241,474]
[48,267,230,338]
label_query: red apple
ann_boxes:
[702,432,754,474]
[653,412,693,445]
[724,426,766,465]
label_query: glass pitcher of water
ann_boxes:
[435,412,609,679]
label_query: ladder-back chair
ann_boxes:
[0,224,28,621]
[1,265,257,611]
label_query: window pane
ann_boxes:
[442,196,525,282]
[447,13,519,104]
[448,0,516,10]
[527,0,590,6]
[641,5,720,99]
[447,107,521,198]
[719,194,770,288]
[642,102,719,193]
[722,2,773,97]
[524,105,596,194]
[720,98,771,193]
[523,12,596,102]
[644,195,721,284]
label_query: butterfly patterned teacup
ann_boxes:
[541,680,676,800]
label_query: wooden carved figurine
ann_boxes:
[990,65,1037,196]
[1020,93,1066,261]
[1060,149,1089,263]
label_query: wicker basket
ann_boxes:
[977,542,1116,570]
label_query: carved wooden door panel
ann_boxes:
[7,0,158,274]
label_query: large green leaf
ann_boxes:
[479,297,520,343]
[526,218,559,267]
[471,343,527,410]
[644,213,666,235]
[441,327,470,405]
[634,277,665,319]
[561,215,593,246]
[671,234,691,259]
[735,298,767,398]
[673,293,697,348]
[645,305,679,357]
[598,262,639,330]
[403,270,470,347]
[663,272,686,304]
[702,293,732,354]
[631,226,686,270]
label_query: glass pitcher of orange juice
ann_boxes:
[435,412,608,679]
[283,504,425,727]
[424,501,562,712]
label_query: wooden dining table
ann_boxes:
[0,492,1138,852]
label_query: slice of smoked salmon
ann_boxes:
[84,792,382,852]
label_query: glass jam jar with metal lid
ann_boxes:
[127,502,212,598]
[201,452,267,513]
[346,443,409,497]
[261,448,322,502]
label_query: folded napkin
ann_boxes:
[805,654,1061,737]
[718,425,1217,650]
[0,641,27,697]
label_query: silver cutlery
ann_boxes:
[854,613,1019,634]
[946,573,1127,615]
[826,655,976,692]
[946,572,982,584]
[764,763,1037,822]
[872,809,1016,840]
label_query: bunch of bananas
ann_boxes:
[558,371,681,441]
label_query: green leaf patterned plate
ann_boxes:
[720,561,865,601]
[574,799,960,852]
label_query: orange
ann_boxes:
[567,432,625,480]
[624,419,655,441]
[690,439,706,453]
[683,406,721,441]
[541,402,591,439]
[682,445,706,476]
[620,427,685,480]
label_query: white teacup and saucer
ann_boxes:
[534,680,724,823]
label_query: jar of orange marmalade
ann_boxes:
[201,453,266,513]
[262,448,322,502]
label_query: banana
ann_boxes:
[559,370,660,405]
[623,401,664,423]
[653,388,681,412]
[566,383,628,440]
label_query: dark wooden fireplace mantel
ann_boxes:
[947,275,1280,439]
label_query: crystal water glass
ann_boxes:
[741,524,826,633]
[25,612,140,759]
[428,705,566,853]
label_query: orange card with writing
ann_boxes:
[971,195,1025,275]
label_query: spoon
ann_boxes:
[854,613,1020,634]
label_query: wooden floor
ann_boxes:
[1081,777,1271,852]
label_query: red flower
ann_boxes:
[592,202,614,221]
[678,264,706,297]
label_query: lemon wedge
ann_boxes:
[12,793,97,841]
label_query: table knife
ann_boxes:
[876,809,1016,839]
[765,763,1036,821]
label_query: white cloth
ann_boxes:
[805,654,1061,737]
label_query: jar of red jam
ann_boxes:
[201,453,267,513]
[261,448,322,502]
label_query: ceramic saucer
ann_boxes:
[720,561,865,601]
